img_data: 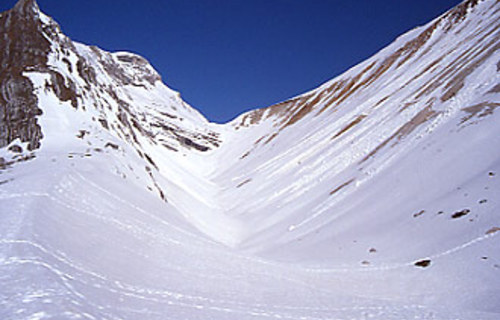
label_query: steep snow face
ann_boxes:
[1,0,500,319]
[211,0,500,250]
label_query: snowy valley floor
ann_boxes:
[0,143,499,320]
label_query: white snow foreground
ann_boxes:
[1,0,500,319]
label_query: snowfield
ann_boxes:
[1,0,500,319]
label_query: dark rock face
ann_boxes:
[0,0,80,151]
[0,0,222,157]
[0,0,49,150]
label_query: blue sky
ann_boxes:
[2,0,462,123]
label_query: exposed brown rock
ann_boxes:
[488,84,500,94]
[144,153,159,170]
[460,102,500,124]
[177,136,209,152]
[237,179,252,188]
[443,0,480,28]
[76,58,97,87]
[0,0,84,151]
[162,144,178,152]
[264,133,278,145]
[442,40,500,102]
[414,259,431,268]
[0,1,49,151]
[76,130,88,139]
[93,48,161,87]
[486,227,500,235]
[240,151,250,160]
[332,115,366,140]
[373,96,390,109]
[0,153,35,170]
[361,105,439,163]
[8,144,22,153]
[317,63,376,115]
[413,210,425,218]
[45,71,79,108]
[105,142,119,150]
[330,179,355,196]
[231,0,487,145]
[98,118,109,130]
[145,165,167,203]
[0,178,13,185]
[451,209,470,219]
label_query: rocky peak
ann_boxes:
[13,0,41,17]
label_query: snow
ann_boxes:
[1,0,500,319]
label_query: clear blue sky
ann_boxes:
[2,0,462,123]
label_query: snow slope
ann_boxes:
[1,0,499,319]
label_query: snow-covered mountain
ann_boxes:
[1,0,499,319]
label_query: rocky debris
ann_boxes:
[485,227,500,235]
[98,119,109,130]
[8,144,22,153]
[451,209,470,219]
[0,178,13,185]
[177,136,209,152]
[460,102,500,124]
[144,153,158,171]
[145,165,167,203]
[0,153,35,170]
[414,259,431,268]
[413,210,425,218]
[76,130,89,139]
[237,179,252,188]
[105,142,119,150]
[162,144,178,152]
[330,179,355,196]
[240,151,250,159]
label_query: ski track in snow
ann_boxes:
[0,241,436,320]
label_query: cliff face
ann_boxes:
[0,0,221,159]
[0,0,49,150]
